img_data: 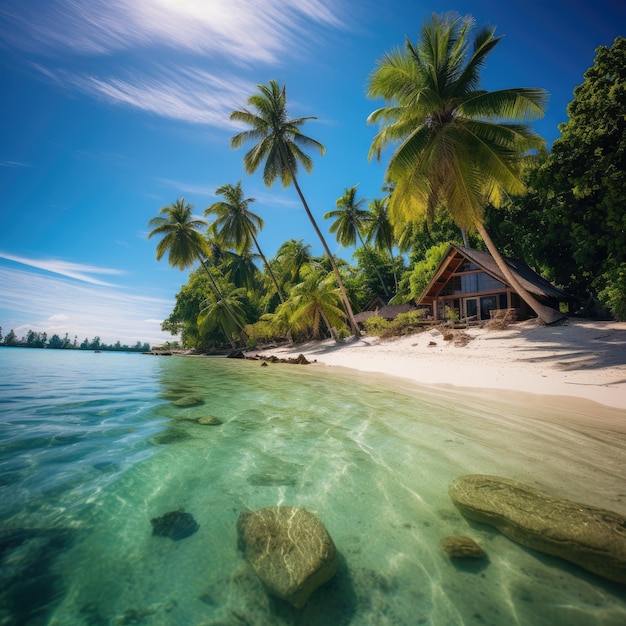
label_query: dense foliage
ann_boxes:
[486,37,626,318]
[149,22,625,351]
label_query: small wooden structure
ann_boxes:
[354,297,417,325]
[417,245,567,323]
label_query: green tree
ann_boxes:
[48,334,64,349]
[281,267,347,339]
[367,13,564,324]
[366,197,398,291]
[220,250,261,292]
[230,80,361,337]
[4,329,16,346]
[325,185,389,297]
[148,197,247,343]
[406,242,450,301]
[198,287,249,349]
[350,246,400,307]
[526,37,625,318]
[205,181,285,303]
[273,239,313,287]
[26,330,39,347]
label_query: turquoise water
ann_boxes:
[1,347,625,625]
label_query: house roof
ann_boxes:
[354,303,416,323]
[418,244,567,303]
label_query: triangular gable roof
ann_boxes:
[418,244,567,303]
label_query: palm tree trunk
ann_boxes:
[198,258,248,342]
[289,174,361,338]
[319,309,335,341]
[220,321,237,349]
[251,233,285,303]
[475,222,566,325]
[389,245,399,294]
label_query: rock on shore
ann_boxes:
[449,474,626,584]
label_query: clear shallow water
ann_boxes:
[1,347,625,625]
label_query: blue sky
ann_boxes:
[0,0,624,346]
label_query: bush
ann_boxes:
[363,315,389,336]
[363,310,427,338]
[597,264,626,321]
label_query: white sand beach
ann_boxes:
[252,319,626,420]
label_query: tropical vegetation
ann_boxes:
[146,17,625,352]
[366,13,564,324]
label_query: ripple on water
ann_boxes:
[1,350,625,625]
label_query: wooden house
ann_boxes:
[417,244,567,322]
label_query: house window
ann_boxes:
[440,271,506,296]
[477,273,505,292]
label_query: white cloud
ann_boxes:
[0,251,124,286]
[2,0,343,61]
[3,0,346,126]
[0,266,175,346]
[79,66,256,126]
[48,313,70,321]
[34,64,256,127]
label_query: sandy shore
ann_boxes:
[251,319,626,415]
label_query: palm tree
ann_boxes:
[325,185,389,297]
[205,181,285,303]
[366,197,399,292]
[147,198,248,343]
[198,288,248,349]
[221,249,261,292]
[274,238,313,286]
[230,80,361,337]
[282,267,347,340]
[367,13,565,324]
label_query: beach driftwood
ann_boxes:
[449,474,626,584]
[237,506,337,607]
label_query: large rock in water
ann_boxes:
[449,474,626,584]
[237,506,337,607]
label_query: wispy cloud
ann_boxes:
[0,252,125,286]
[0,265,174,345]
[157,178,218,198]
[157,177,304,210]
[0,160,31,168]
[34,64,256,127]
[77,67,256,126]
[2,0,343,61]
[3,1,346,126]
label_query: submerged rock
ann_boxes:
[237,506,337,607]
[197,416,223,426]
[172,395,204,407]
[449,474,626,584]
[151,509,199,540]
[441,535,486,559]
[151,428,193,445]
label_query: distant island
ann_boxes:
[0,327,152,353]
